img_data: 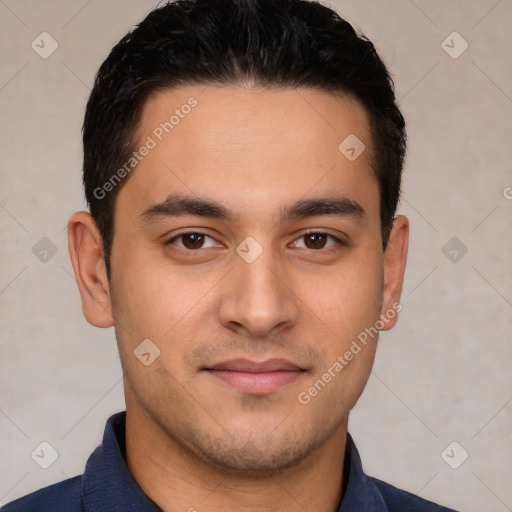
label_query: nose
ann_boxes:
[218,246,300,338]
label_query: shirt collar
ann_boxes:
[82,411,162,511]
[82,412,387,512]
[337,433,389,511]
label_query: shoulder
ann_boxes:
[370,476,459,512]
[1,476,83,512]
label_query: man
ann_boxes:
[2,0,458,510]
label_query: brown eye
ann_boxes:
[168,232,217,250]
[181,233,205,249]
[304,233,328,249]
[292,232,342,250]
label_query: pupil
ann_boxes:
[307,233,325,249]
[184,233,204,249]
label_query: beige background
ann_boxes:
[1,1,511,510]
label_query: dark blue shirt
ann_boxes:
[2,412,458,511]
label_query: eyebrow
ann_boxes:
[140,193,365,224]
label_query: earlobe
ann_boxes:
[67,211,114,328]
[380,215,409,331]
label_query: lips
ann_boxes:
[204,358,306,394]
[208,358,302,372]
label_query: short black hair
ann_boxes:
[83,0,406,277]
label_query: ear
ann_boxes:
[379,215,409,331]
[67,211,114,328]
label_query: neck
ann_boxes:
[125,406,347,512]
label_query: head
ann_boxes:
[69,0,408,475]
[83,0,406,277]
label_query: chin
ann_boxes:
[181,421,328,476]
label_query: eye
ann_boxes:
[291,232,342,250]
[167,232,218,250]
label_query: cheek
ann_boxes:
[300,343,376,422]
[304,253,384,339]
[110,248,221,345]
[109,257,211,392]
[297,262,383,414]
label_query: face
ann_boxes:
[71,85,407,474]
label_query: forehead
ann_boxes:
[117,84,379,224]
[140,84,371,155]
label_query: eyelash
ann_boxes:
[165,230,345,252]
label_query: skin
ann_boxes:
[68,85,408,512]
